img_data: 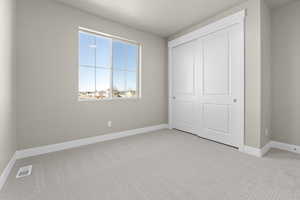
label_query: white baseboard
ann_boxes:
[260,141,273,156]
[16,124,168,159]
[242,141,300,157]
[0,153,17,192]
[270,141,300,154]
[242,141,272,157]
[242,145,263,157]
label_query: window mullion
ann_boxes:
[124,46,129,92]
[94,37,97,95]
[110,39,113,99]
[137,46,140,97]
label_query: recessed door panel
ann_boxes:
[203,104,230,133]
[172,41,195,95]
[173,101,196,130]
[203,32,229,95]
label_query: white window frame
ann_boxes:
[78,27,142,101]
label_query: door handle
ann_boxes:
[173,96,176,100]
[233,99,237,103]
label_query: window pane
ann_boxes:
[126,71,137,97]
[127,44,139,71]
[113,70,126,98]
[79,30,140,100]
[126,71,137,91]
[95,68,111,99]
[113,41,127,70]
[79,32,95,66]
[79,66,95,99]
[96,36,111,68]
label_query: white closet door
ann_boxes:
[171,40,199,133]
[170,24,244,148]
[197,25,243,147]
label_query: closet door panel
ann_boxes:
[171,41,198,132]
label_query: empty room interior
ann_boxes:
[1,0,300,199]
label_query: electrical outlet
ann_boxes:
[107,121,112,128]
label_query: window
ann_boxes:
[79,29,140,100]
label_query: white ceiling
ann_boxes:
[54,0,245,37]
[54,0,298,37]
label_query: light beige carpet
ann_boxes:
[1,129,300,200]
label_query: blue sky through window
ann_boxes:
[79,31,139,99]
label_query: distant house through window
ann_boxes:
[79,28,140,100]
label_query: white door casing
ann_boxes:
[168,10,245,148]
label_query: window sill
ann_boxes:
[78,97,141,102]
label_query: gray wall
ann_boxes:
[169,0,263,148]
[0,0,17,174]
[260,0,271,147]
[17,0,168,150]
[271,1,300,146]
